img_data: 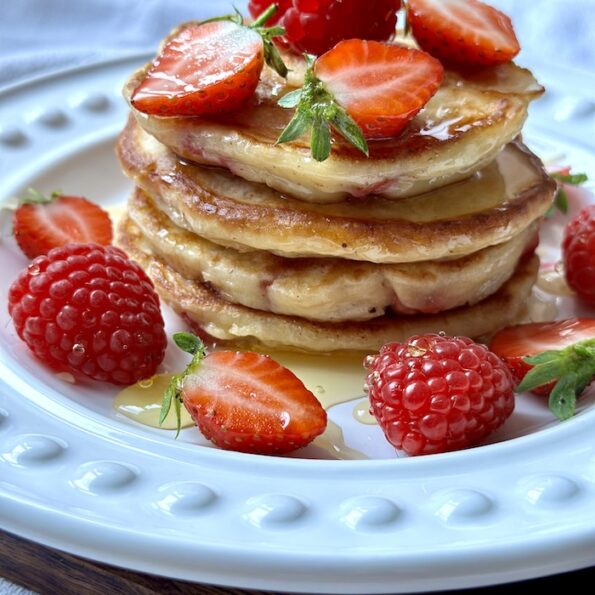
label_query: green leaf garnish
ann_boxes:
[515,338,595,421]
[550,172,588,186]
[160,332,207,437]
[277,109,311,144]
[547,171,588,216]
[277,89,302,108]
[276,59,369,162]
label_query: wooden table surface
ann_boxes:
[2,528,595,595]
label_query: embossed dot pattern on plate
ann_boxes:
[155,481,218,516]
[522,474,581,507]
[244,494,307,528]
[432,489,494,524]
[0,126,27,147]
[2,434,66,467]
[339,496,401,531]
[71,460,138,494]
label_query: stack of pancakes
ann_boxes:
[116,29,556,353]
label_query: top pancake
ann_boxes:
[124,24,543,203]
[117,117,555,264]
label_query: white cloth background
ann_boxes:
[0,1,593,594]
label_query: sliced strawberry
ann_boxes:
[315,40,444,139]
[161,333,327,454]
[277,40,443,160]
[131,7,288,117]
[490,319,595,419]
[408,0,520,68]
[13,190,112,259]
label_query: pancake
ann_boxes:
[119,215,539,353]
[117,118,555,264]
[128,187,538,322]
[125,28,543,203]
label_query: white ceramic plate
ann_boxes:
[0,54,594,594]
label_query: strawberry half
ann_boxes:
[131,5,288,117]
[490,319,595,419]
[161,333,327,454]
[13,189,112,259]
[408,0,520,68]
[277,40,443,161]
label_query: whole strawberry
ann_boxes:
[563,205,595,306]
[161,333,327,454]
[366,334,514,456]
[249,0,401,56]
[8,244,166,385]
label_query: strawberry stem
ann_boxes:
[160,332,206,436]
[515,338,595,420]
[19,188,58,205]
[276,61,368,161]
[250,5,288,79]
[251,3,279,28]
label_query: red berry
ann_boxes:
[8,244,167,385]
[131,21,265,117]
[277,0,401,56]
[408,0,520,68]
[314,40,443,139]
[563,205,595,306]
[13,192,112,259]
[163,334,327,454]
[366,334,514,456]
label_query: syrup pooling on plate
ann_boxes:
[536,262,575,297]
[113,373,193,430]
[353,399,378,425]
[113,350,371,457]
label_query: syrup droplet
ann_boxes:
[536,262,575,297]
[138,377,154,389]
[352,399,378,426]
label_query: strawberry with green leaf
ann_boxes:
[490,319,595,420]
[161,333,327,454]
[276,39,444,161]
[131,4,288,117]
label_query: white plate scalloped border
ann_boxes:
[0,54,595,594]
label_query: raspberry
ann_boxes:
[365,334,515,456]
[252,0,401,56]
[562,205,595,306]
[8,244,167,385]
